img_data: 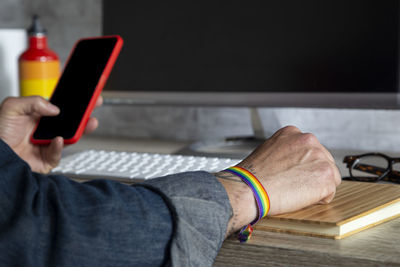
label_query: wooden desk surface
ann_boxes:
[65,136,400,266]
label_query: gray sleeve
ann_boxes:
[143,171,233,267]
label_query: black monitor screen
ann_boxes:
[104,0,399,95]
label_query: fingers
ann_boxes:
[317,161,342,203]
[1,95,102,117]
[82,96,102,135]
[41,136,64,173]
[48,137,64,164]
[95,95,103,108]
[1,96,59,117]
[331,163,342,186]
[319,191,336,204]
[84,117,99,134]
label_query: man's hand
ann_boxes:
[216,126,341,236]
[0,96,103,173]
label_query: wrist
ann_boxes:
[215,171,257,237]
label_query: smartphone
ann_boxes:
[31,35,123,145]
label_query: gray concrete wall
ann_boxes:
[1,0,400,153]
[0,0,102,64]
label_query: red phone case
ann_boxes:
[30,35,123,145]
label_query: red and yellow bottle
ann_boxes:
[19,15,60,99]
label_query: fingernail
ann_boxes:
[48,103,60,113]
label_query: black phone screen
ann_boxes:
[33,37,118,140]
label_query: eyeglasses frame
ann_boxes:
[343,153,400,182]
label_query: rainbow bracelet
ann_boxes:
[224,166,270,243]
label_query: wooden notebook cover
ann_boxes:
[256,181,400,238]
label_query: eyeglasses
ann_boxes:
[343,153,400,183]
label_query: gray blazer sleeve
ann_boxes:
[144,171,233,267]
[0,138,232,266]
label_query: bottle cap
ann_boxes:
[28,15,47,36]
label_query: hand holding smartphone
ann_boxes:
[31,35,123,145]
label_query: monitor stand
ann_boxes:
[178,108,274,159]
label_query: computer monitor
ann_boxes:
[103,0,400,109]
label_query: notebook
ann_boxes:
[256,181,400,239]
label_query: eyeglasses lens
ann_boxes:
[393,162,400,173]
[351,155,389,179]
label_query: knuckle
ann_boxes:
[279,125,300,135]
[2,96,16,105]
[30,95,45,104]
[308,147,326,161]
[30,96,48,111]
[284,125,300,132]
[1,97,17,110]
[300,133,318,146]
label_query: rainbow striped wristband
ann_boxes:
[224,166,270,243]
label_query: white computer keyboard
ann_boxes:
[52,150,241,182]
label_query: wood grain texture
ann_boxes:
[215,218,400,266]
[215,181,400,266]
[259,181,400,225]
[254,181,400,239]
